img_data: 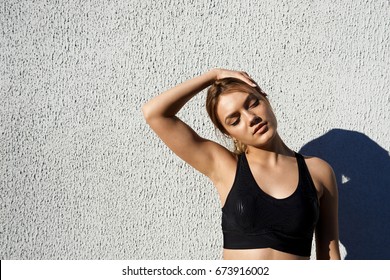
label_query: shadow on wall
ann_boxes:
[300,129,390,260]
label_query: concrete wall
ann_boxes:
[1,0,389,259]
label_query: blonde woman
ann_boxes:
[142,68,340,260]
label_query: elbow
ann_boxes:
[142,100,172,124]
[141,103,152,123]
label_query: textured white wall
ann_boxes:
[1,0,389,259]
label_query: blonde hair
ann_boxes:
[205,77,267,154]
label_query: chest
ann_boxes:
[223,175,319,236]
[248,161,299,200]
[221,153,320,234]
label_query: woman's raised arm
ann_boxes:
[141,68,255,180]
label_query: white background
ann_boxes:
[1,0,389,259]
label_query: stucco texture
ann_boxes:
[1,0,389,259]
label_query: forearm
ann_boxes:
[142,69,218,121]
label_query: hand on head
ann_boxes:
[214,68,258,88]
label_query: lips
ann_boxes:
[253,122,268,135]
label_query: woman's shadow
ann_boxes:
[300,128,390,260]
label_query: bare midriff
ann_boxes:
[223,248,309,260]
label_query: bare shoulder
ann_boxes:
[302,155,337,198]
[304,156,334,176]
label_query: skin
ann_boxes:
[142,68,341,260]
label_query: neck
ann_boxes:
[245,133,294,164]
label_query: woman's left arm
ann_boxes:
[314,159,341,260]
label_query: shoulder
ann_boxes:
[301,155,337,198]
[303,156,334,177]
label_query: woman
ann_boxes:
[142,68,340,260]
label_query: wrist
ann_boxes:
[206,68,220,83]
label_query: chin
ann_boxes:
[254,128,278,148]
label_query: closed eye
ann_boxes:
[249,99,259,108]
[231,118,240,126]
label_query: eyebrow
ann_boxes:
[224,94,256,124]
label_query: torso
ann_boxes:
[212,151,323,260]
[223,248,310,260]
[215,151,323,208]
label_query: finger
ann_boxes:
[238,71,256,86]
[243,78,257,87]
[241,71,250,78]
[240,73,257,87]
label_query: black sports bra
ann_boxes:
[222,152,319,257]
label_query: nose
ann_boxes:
[250,115,262,127]
[242,110,261,127]
[242,110,263,127]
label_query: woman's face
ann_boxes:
[216,91,278,149]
